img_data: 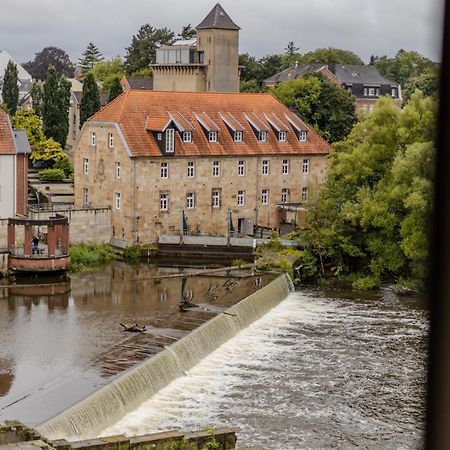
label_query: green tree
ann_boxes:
[285,41,299,56]
[304,92,435,287]
[271,74,356,143]
[42,66,71,147]
[124,24,175,74]
[23,46,74,80]
[79,42,104,75]
[108,76,123,102]
[31,83,43,117]
[92,57,125,92]
[2,61,19,115]
[11,109,44,146]
[80,72,100,127]
[31,137,66,165]
[178,24,196,40]
[300,47,363,65]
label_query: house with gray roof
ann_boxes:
[265,62,402,112]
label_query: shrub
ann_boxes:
[69,244,115,271]
[123,245,141,262]
[37,168,65,182]
[54,157,73,177]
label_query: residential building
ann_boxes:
[152,3,240,93]
[73,90,331,244]
[0,109,31,218]
[264,62,402,111]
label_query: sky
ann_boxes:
[0,0,444,64]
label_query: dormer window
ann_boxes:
[279,131,287,142]
[258,131,267,142]
[183,131,192,143]
[165,129,175,153]
[299,131,307,142]
[234,131,243,142]
[209,131,218,143]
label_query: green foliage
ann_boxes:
[271,73,356,143]
[79,42,104,75]
[11,109,44,146]
[204,428,220,450]
[125,24,175,74]
[231,258,247,267]
[31,138,66,164]
[169,437,188,450]
[285,41,300,56]
[23,46,74,81]
[42,66,71,147]
[2,61,19,115]
[108,76,123,102]
[301,47,363,65]
[54,156,73,177]
[240,79,262,93]
[178,24,196,40]
[92,57,125,92]
[304,92,435,287]
[266,235,282,251]
[37,168,65,181]
[123,245,141,262]
[80,72,100,127]
[69,244,115,271]
[31,83,43,117]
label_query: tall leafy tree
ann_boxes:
[23,47,74,80]
[79,42,104,75]
[178,24,196,40]
[42,66,71,147]
[92,57,125,92]
[80,72,100,127]
[285,41,299,56]
[124,24,175,74]
[11,109,45,147]
[303,93,435,287]
[271,74,356,143]
[31,83,43,117]
[2,61,19,115]
[108,76,123,102]
[300,47,363,65]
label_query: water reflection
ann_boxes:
[0,261,271,425]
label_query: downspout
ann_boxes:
[132,158,137,244]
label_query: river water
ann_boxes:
[101,287,428,450]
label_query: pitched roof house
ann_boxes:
[0,109,31,217]
[265,63,402,111]
[74,90,331,244]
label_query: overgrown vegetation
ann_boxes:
[69,244,115,271]
[37,168,65,182]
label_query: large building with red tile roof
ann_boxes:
[0,109,31,218]
[74,90,331,244]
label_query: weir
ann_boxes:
[36,273,292,441]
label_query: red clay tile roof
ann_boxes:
[89,90,331,158]
[0,109,16,155]
[145,115,171,131]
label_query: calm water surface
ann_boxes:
[102,286,428,450]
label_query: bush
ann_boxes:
[69,244,115,271]
[123,245,141,262]
[37,168,65,181]
[54,157,73,177]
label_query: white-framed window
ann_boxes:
[262,160,269,175]
[261,189,269,205]
[237,190,245,206]
[302,186,309,201]
[157,132,162,141]
[299,131,307,142]
[90,131,96,146]
[83,158,89,175]
[183,131,192,143]
[279,131,287,142]
[302,158,310,174]
[160,192,169,211]
[160,162,169,178]
[258,131,267,142]
[391,88,397,97]
[212,189,221,208]
[237,160,245,176]
[115,192,121,209]
[83,188,88,206]
[367,87,376,96]
[187,161,195,178]
[282,159,289,175]
[281,188,289,204]
[115,161,121,179]
[212,160,220,177]
[234,131,243,142]
[209,131,218,143]
[108,133,114,148]
[186,192,195,209]
[165,128,175,153]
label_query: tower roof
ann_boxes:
[196,3,240,30]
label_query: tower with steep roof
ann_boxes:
[152,3,240,92]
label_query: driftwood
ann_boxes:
[391,285,417,296]
[120,323,146,332]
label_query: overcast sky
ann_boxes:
[0,0,444,64]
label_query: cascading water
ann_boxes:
[36,273,291,441]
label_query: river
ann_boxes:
[101,286,428,450]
